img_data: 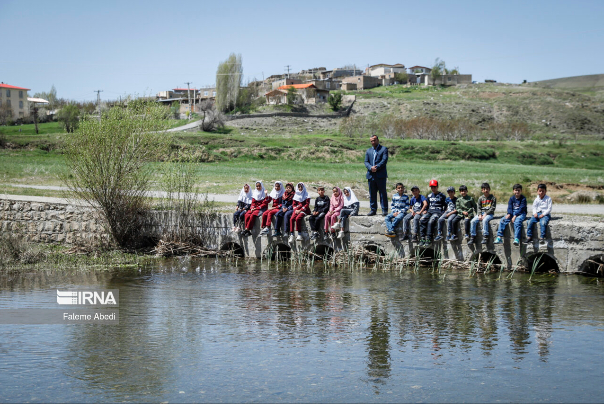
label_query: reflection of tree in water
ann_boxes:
[366,297,391,387]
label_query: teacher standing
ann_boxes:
[364,135,388,216]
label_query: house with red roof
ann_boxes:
[0,82,30,122]
[265,83,330,105]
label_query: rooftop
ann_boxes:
[0,83,30,90]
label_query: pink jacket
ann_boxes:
[329,187,344,215]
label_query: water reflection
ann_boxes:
[1,261,604,402]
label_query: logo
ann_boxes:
[57,290,118,306]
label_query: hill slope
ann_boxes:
[532,74,604,96]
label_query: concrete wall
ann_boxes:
[2,196,602,274]
[272,79,303,90]
[341,75,381,90]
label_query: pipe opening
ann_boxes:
[472,252,502,268]
[267,243,292,261]
[220,242,245,258]
[363,244,385,256]
[578,254,604,277]
[527,253,559,274]
[313,244,334,260]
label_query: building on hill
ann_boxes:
[319,68,363,80]
[0,83,30,121]
[366,63,406,77]
[299,67,326,77]
[305,79,341,91]
[341,75,381,90]
[265,84,330,105]
[272,78,303,90]
[407,66,432,74]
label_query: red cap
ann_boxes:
[429,179,438,187]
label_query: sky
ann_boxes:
[1,0,603,101]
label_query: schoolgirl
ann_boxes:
[273,182,295,237]
[332,187,360,239]
[260,181,284,235]
[232,183,252,233]
[242,181,270,237]
[324,186,344,235]
[288,182,311,243]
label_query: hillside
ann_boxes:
[532,74,604,96]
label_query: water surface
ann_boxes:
[1,259,604,402]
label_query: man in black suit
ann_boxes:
[364,135,388,216]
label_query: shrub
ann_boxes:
[62,100,172,248]
[57,103,80,133]
[328,93,343,111]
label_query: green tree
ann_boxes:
[57,103,80,133]
[328,93,343,111]
[286,86,298,110]
[431,58,446,85]
[449,66,460,75]
[61,100,172,247]
[394,71,408,84]
[171,101,181,118]
[215,53,243,112]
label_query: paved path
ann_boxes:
[3,184,604,215]
[166,119,201,132]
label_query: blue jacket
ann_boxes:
[390,193,410,213]
[364,144,388,180]
[507,195,527,216]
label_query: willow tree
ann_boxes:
[215,53,243,112]
[62,100,172,247]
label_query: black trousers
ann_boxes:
[308,212,326,231]
[368,177,388,213]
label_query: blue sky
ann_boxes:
[1,0,602,101]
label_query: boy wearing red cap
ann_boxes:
[419,179,447,247]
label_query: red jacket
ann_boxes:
[292,198,311,215]
[250,197,271,211]
[269,196,282,209]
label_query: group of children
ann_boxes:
[232,181,360,242]
[232,180,553,247]
[384,181,553,247]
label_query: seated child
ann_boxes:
[289,182,311,243]
[470,183,497,244]
[420,179,447,246]
[242,181,269,237]
[452,185,476,241]
[495,184,527,246]
[273,183,294,237]
[384,183,410,237]
[324,187,344,235]
[526,183,552,244]
[260,181,284,235]
[332,187,360,239]
[435,186,457,241]
[232,183,252,233]
[309,186,330,240]
[401,185,427,241]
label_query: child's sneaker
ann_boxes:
[539,237,547,245]
[464,234,470,240]
[331,222,341,230]
[468,236,475,244]
[434,233,443,241]
[337,230,345,239]
[524,237,533,244]
[288,234,295,243]
[494,236,503,244]
[385,231,396,238]
[296,234,303,241]
[272,230,282,237]
[513,238,520,246]
[424,238,432,246]
[450,234,458,241]
[260,227,269,235]
[310,231,318,240]
[242,230,250,237]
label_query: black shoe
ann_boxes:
[367,211,377,216]
[525,237,533,244]
[401,234,409,241]
[382,212,388,217]
[468,237,475,244]
[539,238,547,245]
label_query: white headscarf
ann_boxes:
[238,184,253,205]
[251,181,266,201]
[268,181,285,200]
[293,182,309,202]
[343,187,359,205]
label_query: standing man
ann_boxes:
[364,135,389,216]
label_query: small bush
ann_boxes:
[328,93,343,111]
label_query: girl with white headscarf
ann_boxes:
[288,182,312,243]
[260,181,285,235]
[232,183,252,233]
[332,187,360,239]
[242,181,269,236]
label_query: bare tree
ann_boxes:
[199,100,225,132]
[0,103,13,125]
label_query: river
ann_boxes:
[1,259,604,402]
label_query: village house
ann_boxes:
[0,83,30,121]
[304,79,341,91]
[319,68,363,80]
[366,63,406,77]
[408,66,432,74]
[264,84,329,105]
[272,78,303,90]
[341,75,381,90]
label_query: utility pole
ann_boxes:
[94,90,103,122]
[185,82,192,120]
[284,65,291,79]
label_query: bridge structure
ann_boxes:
[207,214,604,275]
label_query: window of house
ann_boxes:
[7,100,11,107]
[6,90,11,97]
[19,91,23,98]
[19,101,23,109]
[326,82,330,89]
[204,91,208,96]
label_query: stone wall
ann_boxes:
[0,198,107,244]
